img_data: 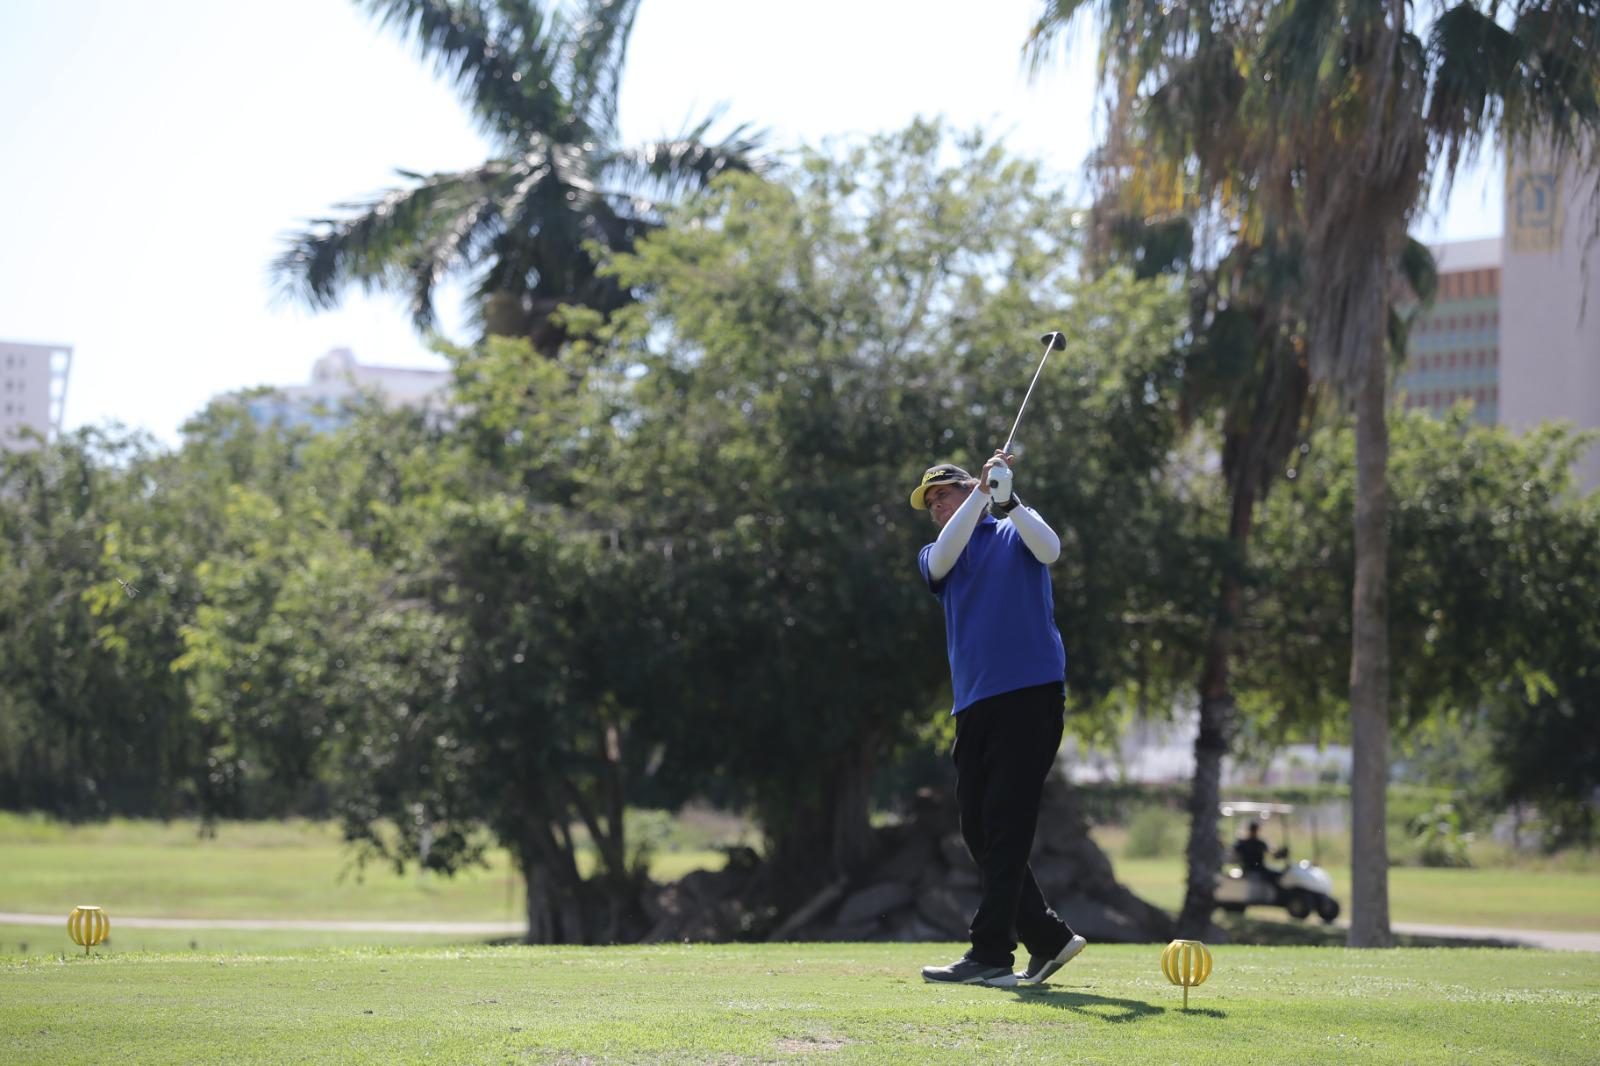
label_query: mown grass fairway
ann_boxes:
[0,813,733,921]
[2,943,1595,1065]
[0,923,491,957]
[7,812,1595,937]
[1110,858,1600,933]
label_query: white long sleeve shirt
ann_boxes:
[924,491,1061,582]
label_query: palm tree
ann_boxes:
[274,0,762,355]
[1028,0,1600,945]
[1162,238,1319,940]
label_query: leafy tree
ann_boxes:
[582,122,1204,895]
[218,345,681,942]
[1083,217,1438,935]
[1240,411,1600,846]
[0,429,205,816]
[1027,0,1600,945]
[273,0,762,353]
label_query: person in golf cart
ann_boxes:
[1233,821,1287,884]
[910,452,1086,990]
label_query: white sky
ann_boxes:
[0,0,1504,444]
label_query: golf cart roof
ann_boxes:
[1219,801,1296,816]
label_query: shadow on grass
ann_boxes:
[1214,914,1521,949]
[1007,988,1189,1023]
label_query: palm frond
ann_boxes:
[405,196,510,328]
[1022,0,1098,79]
[562,0,644,143]
[1425,4,1524,180]
[477,140,607,299]
[1397,236,1438,307]
[1257,0,1345,128]
[272,164,509,328]
[1144,43,1248,192]
[359,0,571,143]
[1503,2,1600,158]
[1387,237,1438,364]
[596,117,767,214]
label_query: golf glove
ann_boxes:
[987,463,1013,504]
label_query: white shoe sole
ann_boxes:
[922,970,1019,987]
[1018,934,1087,985]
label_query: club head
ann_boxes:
[1040,330,1067,351]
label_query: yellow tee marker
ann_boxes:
[67,906,110,957]
[1161,939,1213,1010]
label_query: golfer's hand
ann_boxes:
[979,450,1016,494]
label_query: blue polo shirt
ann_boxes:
[918,512,1067,714]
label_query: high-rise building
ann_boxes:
[1396,147,1600,491]
[1501,144,1600,491]
[1398,238,1502,426]
[0,339,72,451]
[240,347,451,432]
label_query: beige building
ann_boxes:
[1397,148,1600,492]
[1398,238,1502,425]
[1501,146,1600,491]
[0,339,72,451]
[240,347,451,432]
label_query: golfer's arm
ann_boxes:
[1008,504,1062,565]
[925,488,989,581]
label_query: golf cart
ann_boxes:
[1213,801,1341,923]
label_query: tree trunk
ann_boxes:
[1176,477,1256,939]
[483,290,567,357]
[519,830,588,945]
[1348,351,1394,947]
[827,735,878,874]
[1177,689,1231,939]
[763,733,878,901]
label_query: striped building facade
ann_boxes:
[1397,238,1501,426]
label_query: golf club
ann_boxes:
[988,330,1067,499]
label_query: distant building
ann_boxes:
[242,348,451,432]
[1397,238,1501,426]
[0,339,72,451]
[1501,144,1600,491]
[1397,147,1600,490]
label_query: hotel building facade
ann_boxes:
[1398,146,1600,491]
[0,339,72,452]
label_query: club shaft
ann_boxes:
[1001,334,1059,455]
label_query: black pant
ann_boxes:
[952,681,1075,968]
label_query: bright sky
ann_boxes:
[0,0,1504,445]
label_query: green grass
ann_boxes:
[0,923,492,957]
[2,943,1596,1064]
[1109,858,1600,932]
[1092,816,1600,874]
[6,811,1593,939]
[0,812,731,922]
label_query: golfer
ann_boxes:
[911,451,1086,988]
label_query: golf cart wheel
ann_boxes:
[1285,891,1312,920]
[1317,896,1341,923]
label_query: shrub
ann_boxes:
[1408,802,1474,868]
[1124,805,1180,858]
